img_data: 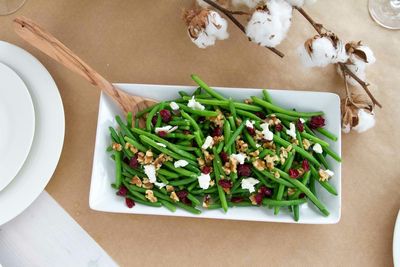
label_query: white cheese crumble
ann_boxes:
[169,101,179,111]
[202,136,214,150]
[156,142,166,148]
[144,164,156,183]
[230,153,246,164]
[154,181,166,188]
[286,122,297,139]
[155,125,178,133]
[198,173,211,189]
[260,122,274,141]
[325,169,334,177]
[299,118,305,123]
[313,143,323,154]
[174,159,189,168]
[241,177,259,193]
[188,96,205,111]
[245,120,255,129]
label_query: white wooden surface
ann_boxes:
[0,191,118,267]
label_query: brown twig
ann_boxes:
[295,7,382,108]
[202,0,285,58]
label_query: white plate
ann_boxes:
[0,62,35,191]
[90,83,341,224]
[394,210,400,267]
[0,41,65,226]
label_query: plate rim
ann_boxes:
[0,41,65,226]
[90,83,341,224]
[0,62,36,191]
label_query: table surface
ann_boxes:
[1,1,399,266]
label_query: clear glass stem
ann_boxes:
[369,0,400,29]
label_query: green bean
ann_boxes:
[216,141,224,154]
[224,121,245,152]
[181,110,203,139]
[126,112,133,129]
[135,103,158,118]
[191,187,218,195]
[275,152,295,215]
[293,205,300,221]
[223,119,231,147]
[178,104,219,117]
[134,118,140,128]
[316,153,330,169]
[310,165,337,196]
[243,129,258,149]
[262,198,307,206]
[230,201,254,207]
[273,135,320,167]
[114,150,122,188]
[165,133,194,140]
[301,132,330,147]
[229,99,237,120]
[179,91,190,97]
[262,89,273,103]
[258,148,275,158]
[316,127,338,141]
[146,104,160,131]
[236,109,262,121]
[296,130,304,150]
[273,113,301,121]
[124,137,148,153]
[191,74,226,101]
[181,97,263,112]
[126,195,162,207]
[187,193,201,206]
[122,180,147,201]
[169,120,191,126]
[193,131,203,148]
[131,128,197,161]
[213,149,228,212]
[323,145,342,162]
[109,127,119,143]
[122,162,144,177]
[175,145,198,151]
[116,116,135,140]
[251,97,324,118]
[160,200,176,212]
[175,202,202,214]
[192,87,202,96]
[309,176,317,196]
[228,116,237,131]
[163,162,198,178]
[252,168,292,187]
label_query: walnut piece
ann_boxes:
[236,139,248,153]
[213,135,224,145]
[249,195,258,205]
[249,150,260,158]
[153,153,172,170]
[319,169,331,182]
[145,190,158,203]
[130,176,142,187]
[124,142,138,154]
[112,143,122,151]
[252,159,266,171]
[166,185,175,193]
[302,139,311,150]
[141,178,154,189]
[170,191,179,202]
[210,109,224,128]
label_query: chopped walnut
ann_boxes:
[319,169,331,182]
[124,142,138,154]
[166,185,175,193]
[297,167,305,176]
[202,194,212,208]
[197,157,205,167]
[244,99,252,104]
[170,191,179,202]
[112,143,122,151]
[249,150,260,158]
[235,117,242,126]
[137,150,154,165]
[279,147,289,165]
[236,139,248,153]
[252,159,266,171]
[274,171,280,178]
[249,194,258,205]
[291,138,299,145]
[302,139,311,150]
[287,188,296,196]
[141,178,154,189]
[265,155,279,170]
[255,130,264,141]
[213,135,224,145]
[263,141,276,150]
[225,156,240,174]
[153,153,172,170]
[203,150,214,165]
[130,176,142,187]
[223,162,232,175]
[145,190,158,203]
[267,115,281,126]
[286,145,293,152]
[209,180,215,187]
[210,109,225,128]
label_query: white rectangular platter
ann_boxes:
[90,83,341,224]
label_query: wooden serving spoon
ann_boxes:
[13,16,156,117]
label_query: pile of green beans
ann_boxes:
[108,74,340,221]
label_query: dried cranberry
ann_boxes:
[230,196,244,203]
[259,186,272,197]
[182,130,191,135]
[302,159,310,172]
[218,179,232,189]
[176,190,188,199]
[117,185,128,196]
[254,193,263,205]
[211,127,223,137]
[159,109,172,123]
[296,119,304,132]
[125,197,135,208]
[129,156,139,168]
[202,166,212,174]
[220,152,229,163]
[157,131,167,137]
[198,116,206,123]
[299,193,306,198]
[237,164,251,177]
[309,115,325,129]
[246,127,256,136]
[275,123,283,132]
[255,112,266,119]
[151,115,158,126]
[289,169,300,179]
[123,157,130,165]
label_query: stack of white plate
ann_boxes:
[0,41,65,225]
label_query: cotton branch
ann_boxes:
[202,0,285,58]
[295,6,382,108]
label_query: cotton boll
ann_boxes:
[205,11,229,40]
[298,37,337,67]
[232,0,262,8]
[332,41,349,64]
[246,0,293,48]
[352,109,375,133]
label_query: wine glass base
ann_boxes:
[0,0,26,16]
